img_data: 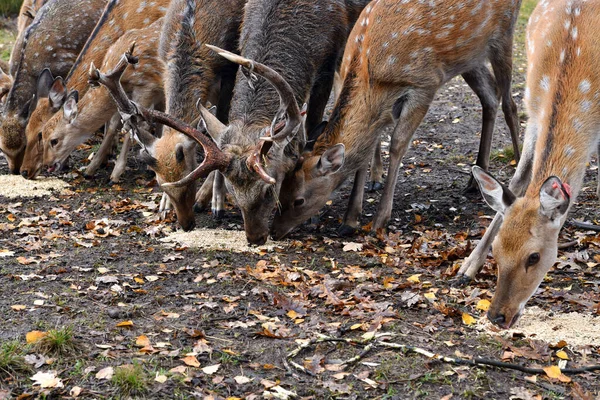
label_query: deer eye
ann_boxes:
[50,139,58,147]
[526,252,540,267]
[294,198,305,207]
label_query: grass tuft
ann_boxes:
[112,362,149,396]
[0,340,32,376]
[0,0,21,17]
[35,326,80,357]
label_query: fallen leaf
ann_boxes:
[476,299,491,312]
[342,242,363,252]
[135,335,151,347]
[234,375,252,384]
[96,366,114,380]
[407,274,421,283]
[116,320,134,328]
[202,364,220,375]
[11,305,26,311]
[462,313,476,326]
[155,374,168,383]
[555,350,569,360]
[543,365,561,379]
[26,331,47,344]
[182,356,200,368]
[70,386,82,397]
[31,371,63,388]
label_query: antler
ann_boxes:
[206,44,302,144]
[88,43,231,189]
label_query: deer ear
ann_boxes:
[472,166,516,214]
[36,69,54,100]
[175,143,185,163]
[539,176,570,222]
[49,77,67,110]
[198,103,226,141]
[316,144,345,176]
[63,91,79,123]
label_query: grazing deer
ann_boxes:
[142,0,362,245]
[457,0,600,328]
[19,0,168,179]
[270,0,523,240]
[37,20,165,183]
[0,0,106,174]
[9,0,50,74]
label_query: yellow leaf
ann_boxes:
[350,324,363,330]
[462,313,476,326]
[26,330,47,344]
[135,335,151,347]
[11,305,26,311]
[424,292,436,301]
[556,350,569,360]
[134,277,144,284]
[543,365,562,379]
[182,356,200,368]
[407,274,421,283]
[476,299,491,312]
[116,320,134,328]
[286,310,298,319]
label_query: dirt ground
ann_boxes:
[1,2,600,399]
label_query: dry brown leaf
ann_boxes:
[181,356,200,368]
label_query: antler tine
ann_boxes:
[206,44,302,143]
[90,48,230,189]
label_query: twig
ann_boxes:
[286,335,600,376]
[558,240,578,250]
[570,221,600,232]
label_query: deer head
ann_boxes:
[471,166,571,329]
[0,68,54,174]
[21,73,68,179]
[271,122,346,240]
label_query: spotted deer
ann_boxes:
[19,0,168,179]
[0,0,106,174]
[455,0,600,328]
[36,20,165,183]
[9,0,50,74]
[270,0,523,240]
[130,0,359,245]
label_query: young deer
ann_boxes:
[457,0,600,328]
[134,0,355,244]
[270,0,523,240]
[37,20,165,182]
[0,0,106,174]
[20,0,168,179]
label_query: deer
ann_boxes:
[0,61,12,105]
[19,0,168,180]
[35,20,165,183]
[454,0,600,328]
[269,0,523,241]
[8,0,50,75]
[129,0,362,245]
[0,0,107,175]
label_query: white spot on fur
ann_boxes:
[579,79,591,93]
[540,75,551,92]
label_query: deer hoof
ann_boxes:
[367,181,384,192]
[83,173,94,180]
[463,176,479,195]
[450,274,472,287]
[212,209,225,220]
[337,224,357,237]
[193,202,207,213]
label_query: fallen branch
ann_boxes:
[286,334,600,376]
[570,221,600,232]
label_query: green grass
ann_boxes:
[0,0,21,17]
[514,0,539,66]
[112,362,149,396]
[0,29,15,62]
[0,340,31,376]
[35,326,80,357]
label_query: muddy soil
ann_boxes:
[1,8,600,400]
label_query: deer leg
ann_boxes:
[194,171,215,213]
[462,64,500,193]
[305,62,336,137]
[490,37,521,164]
[458,121,537,280]
[597,142,600,198]
[339,167,369,236]
[367,138,384,192]
[84,113,122,179]
[211,172,226,219]
[159,192,172,219]
[372,92,434,230]
[109,131,132,184]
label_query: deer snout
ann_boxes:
[247,233,268,246]
[20,170,29,178]
[487,311,506,328]
[180,219,196,232]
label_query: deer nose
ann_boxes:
[21,170,28,178]
[247,234,267,246]
[487,311,506,327]
[11,168,20,175]
[181,219,196,232]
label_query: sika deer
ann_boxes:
[0,0,106,174]
[38,20,165,182]
[157,0,358,245]
[271,0,523,240]
[457,0,600,328]
[20,0,168,179]
[9,0,50,74]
